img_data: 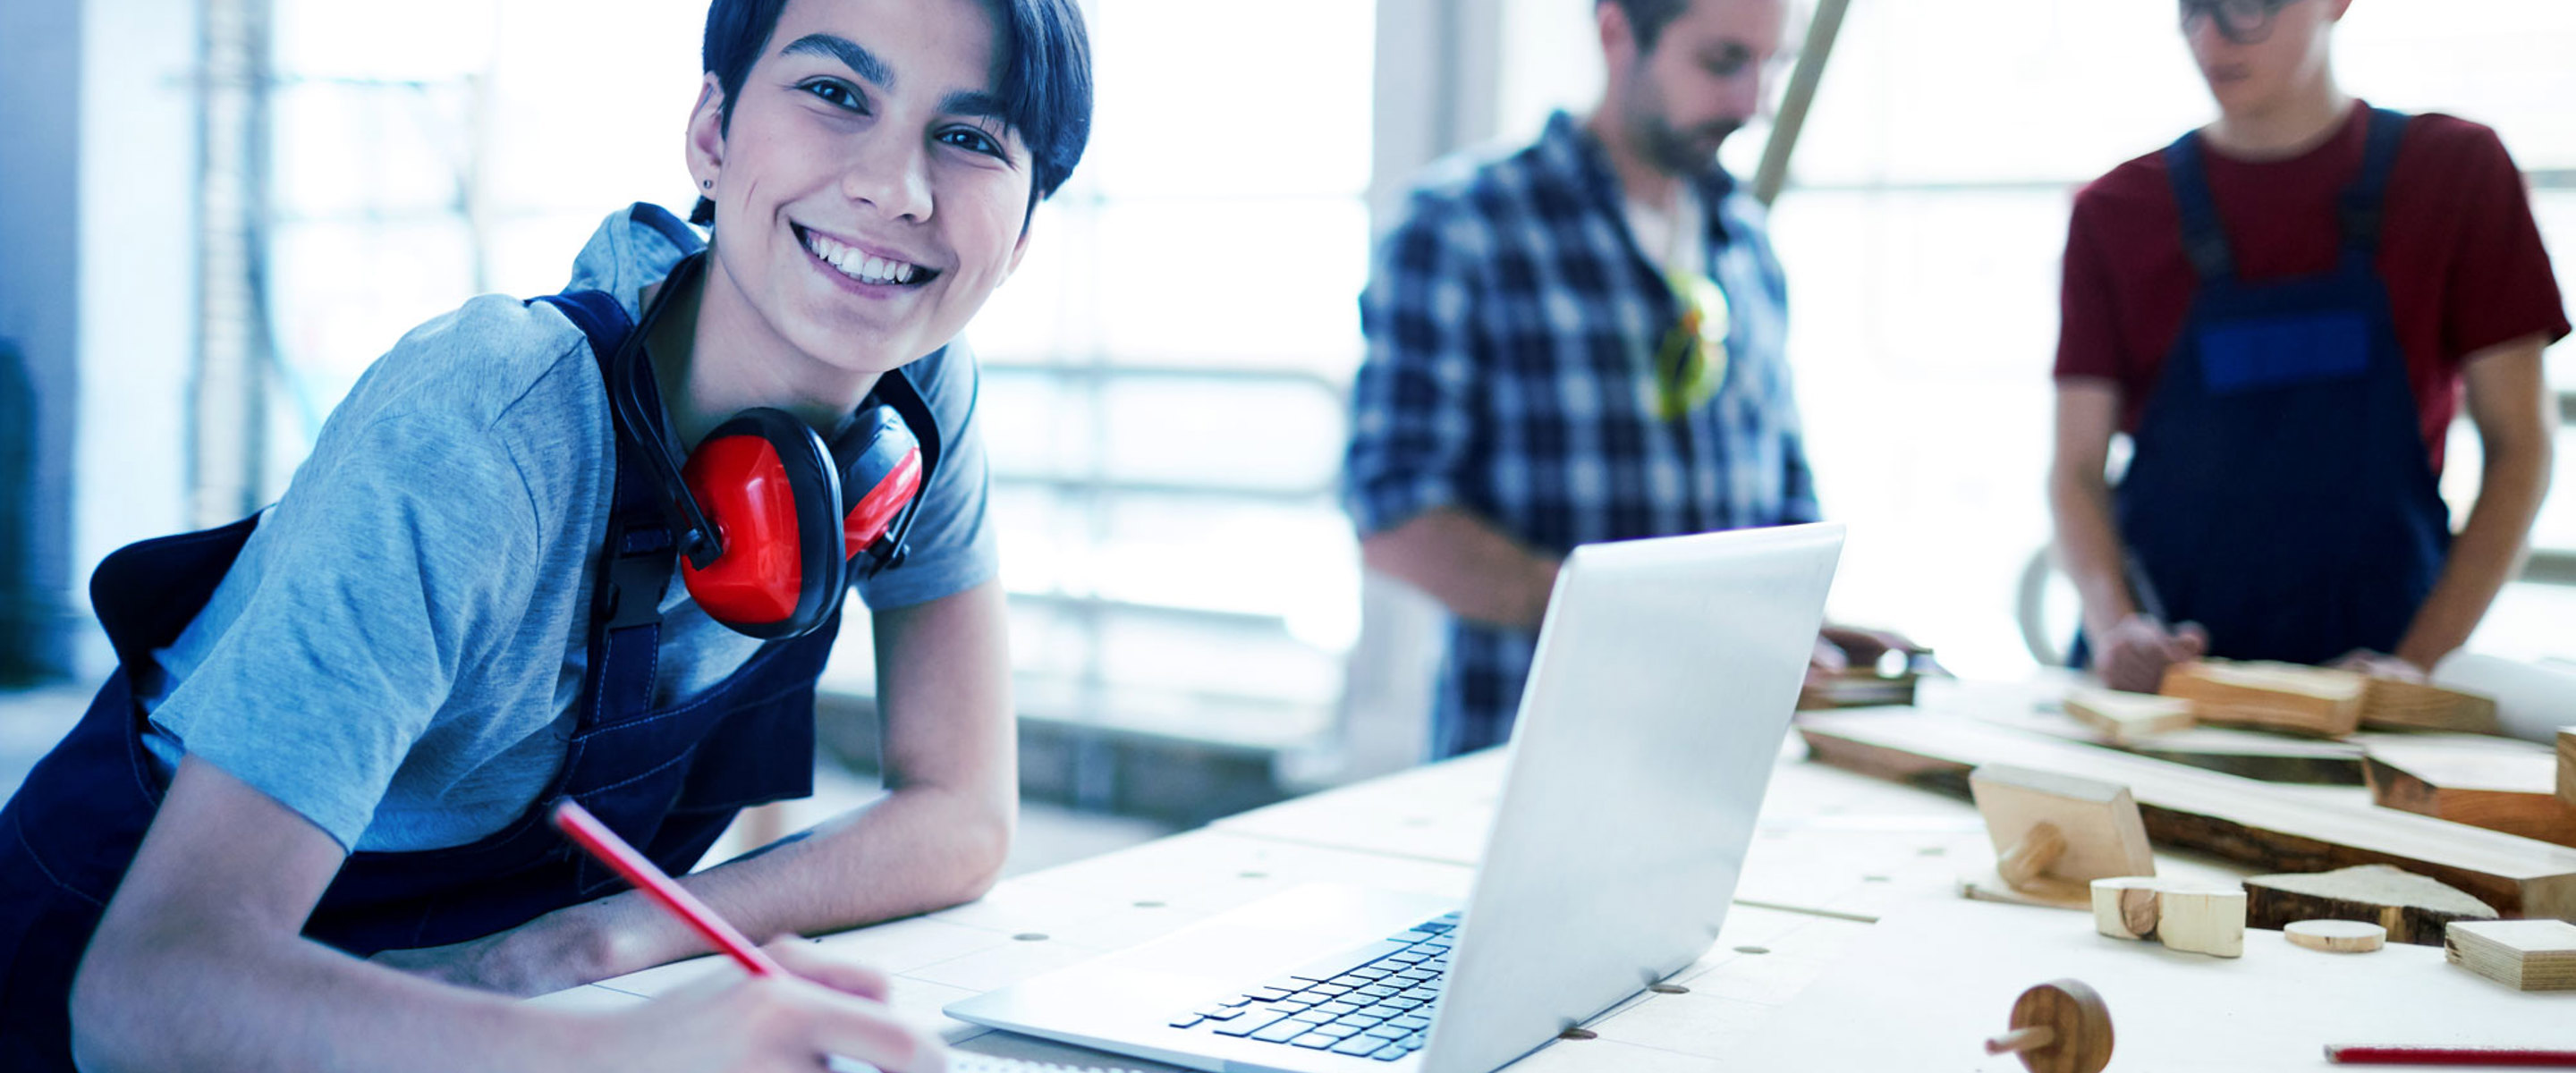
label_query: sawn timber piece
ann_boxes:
[1797,708,2576,920]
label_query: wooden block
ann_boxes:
[2361,678,2501,734]
[1969,765,2156,891]
[2089,876,2165,942]
[2063,689,2197,744]
[2087,876,2244,957]
[2242,864,2499,947]
[2445,919,2576,992]
[1796,709,2576,920]
[2285,919,2385,952]
[2559,729,2575,809]
[2363,738,2576,848]
[2160,661,2367,737]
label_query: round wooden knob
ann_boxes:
[1984,978,2114,1073]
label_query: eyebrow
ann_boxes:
[939,89,1012,125]
[782,33,893,89]
[1704,41,1757,65]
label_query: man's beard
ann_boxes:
[1638,113,1743,176]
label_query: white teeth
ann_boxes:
[801,229,919,284]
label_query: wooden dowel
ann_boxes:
[1986,1026,2056,1055]
[1998,821,2068,889]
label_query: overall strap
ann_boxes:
[2339,107,2411,262]
[530,289,678,728]
[2163,131,2233,283]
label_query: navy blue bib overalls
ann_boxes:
[0,283,834,1069]
[2111,107,2451,665]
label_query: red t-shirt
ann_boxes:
[2055,102,2569,474]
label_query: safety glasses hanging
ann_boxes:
[1651,273,1732,423]
[2180,0,2298,45]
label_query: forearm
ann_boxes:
[2048,467,2137,638]
[2397,447,2553,669]
[74,922,585,1073]
[1360,506,1560,629]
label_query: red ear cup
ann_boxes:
[832,404,925,565]
[676,410,846,638]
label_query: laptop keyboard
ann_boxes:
[1165,911,1458,1062]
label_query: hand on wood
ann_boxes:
[2093,614,2207,693]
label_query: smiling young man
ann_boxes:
[2048,0,2563,692]
[0,1,1089,1069]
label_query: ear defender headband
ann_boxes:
[608,252,936,639]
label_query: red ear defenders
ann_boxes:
[608,253,936,639]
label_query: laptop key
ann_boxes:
[1245,987,1296,1001]
[1168,1015,1205,1029]
[1311,1024,1362,1039]
[1248,1019,1309,1043]
[1317,1001,1361,1016]
[1372,1046,1410,1061]
[1361,1025,1408,1040]
[1387,929,1438,943]
[1289,1033,1342,1050]
[1357,985,1401,999]
[1392,1015,1431,1030]
[1198,1006,1245,1021]
[1348,967,1393,981]
[1215,1013,1290,1038]
[1332,1036,1386,1057]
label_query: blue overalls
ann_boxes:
[0,279,834,1069]
[2113,108,2452,664]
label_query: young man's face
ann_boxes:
[2185,0,2345,115]
[689,0,1032,377]
[1611,0,1788,177]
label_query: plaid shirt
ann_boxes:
[1345,111,1819,758]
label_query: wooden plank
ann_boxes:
[2361,679,2502,734]
[2363,739,2576,848]
[1797,708,2576,920]
[2160,661,2366,737]
[2063,689,2196,743]
[2559,729,2575,809]
[1727,899,2576,1073]
[1983,706,2368,785]
[2242,865,2499,946]
[2446,919,2576,992]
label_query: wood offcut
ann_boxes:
[2160,661,2367,737]
[2445,918,2576,992]
[2062,689,2196,743]
[1970,765,2157,898]
[2242,865,2498,947]
[2091,876,2245,958]
[2363,739,2576,848]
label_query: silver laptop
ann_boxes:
[947,523,1845,1073]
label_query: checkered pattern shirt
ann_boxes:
[1345,111,1819,758]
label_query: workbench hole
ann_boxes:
[1133,900,1165,908]
[1862,874,1891,883]
[1648,984,1689,995]
[1557,1028,1597,1041]
[1918,846,1946,856]
[1733,945,1769,955]
[1239,871,1268,879]
[1013,933,1048,942]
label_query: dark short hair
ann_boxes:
[1602,0,1690,53]
[691,0,1094,225]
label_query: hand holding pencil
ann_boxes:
[549,799,950,1073]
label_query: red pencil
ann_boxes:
[550,798,787,978]
[2326,1044,2576,1067]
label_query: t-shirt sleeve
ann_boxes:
[2054,190,2129,384]
[2440,125,2571,360]
[148,413,542,851]
[852,340,999,610]
[1344,196,1485,537]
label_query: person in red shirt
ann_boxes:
[2048,0,2566,692]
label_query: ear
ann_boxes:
[2326,0,2353,21]
[686,74,727,194]
[1597,1,1636,68]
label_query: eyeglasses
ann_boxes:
[2180,0,2298,45]
[1651,272,1732,422]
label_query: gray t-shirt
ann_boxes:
[139,205,997,853]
